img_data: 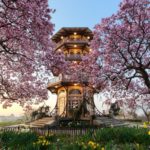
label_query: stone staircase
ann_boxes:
[29,117,55,128]
[94,116,128,127]
[28,116,128,128]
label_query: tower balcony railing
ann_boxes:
[55,37,89,50]
[48,74,89,87]
[62,74,89,84]
[65,54,82,61]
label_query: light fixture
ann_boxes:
[55,86,58,88]
[51,88,55,92]
[87,36,90,39]
[58,49,61,52]
[74,45,77,48]
[74,83,78,86]
[89,48,92,52]
[61,36,64,39]
[74,32,77,35]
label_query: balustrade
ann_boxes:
[55,37,89,50]
[48,74,90,87]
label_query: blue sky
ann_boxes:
[49,0,122,32]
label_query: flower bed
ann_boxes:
[0,126,150,150]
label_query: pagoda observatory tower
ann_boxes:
[48,27,96,120]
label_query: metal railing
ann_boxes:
[55,37,89,50]
[48,74,89,87]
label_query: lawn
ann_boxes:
[0,120,23,127]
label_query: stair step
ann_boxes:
[94,117,128,127]
[29,117,55,127]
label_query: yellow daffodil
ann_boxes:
[148,131,150,135]
[143,123,147,128]
[136,143,139,148]
[88,140,95,146]
[88,141,99,149]
[101,147,105,150]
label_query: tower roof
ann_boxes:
[52,27,93,43]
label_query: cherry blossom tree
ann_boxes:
[49,42,103,90]
[0,0,54,107]
[127,93,150,121]
[64,49,102,88]
[92,0,150,117]
[101,86,150,121]
[92,0,150,94]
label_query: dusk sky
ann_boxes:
[1,0,122,116]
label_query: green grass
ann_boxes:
[0,120,23,127]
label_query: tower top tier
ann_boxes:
[51,27,93,53]
[52,27,93,43]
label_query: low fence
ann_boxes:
[0,126,100,137]
[32,127,99,136]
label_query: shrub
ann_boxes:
[0,127,150,150]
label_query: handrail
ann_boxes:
[94,107,104,116]
[55,37,89,50]
[48,74,90,87]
